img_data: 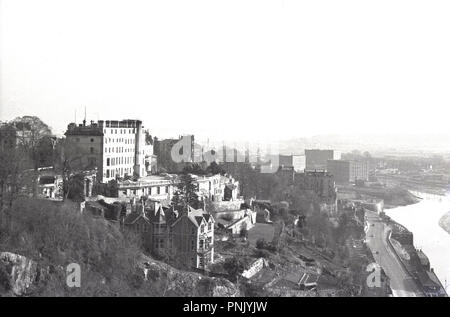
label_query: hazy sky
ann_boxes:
[1,0,450,142]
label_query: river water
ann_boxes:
[385,192,450,292]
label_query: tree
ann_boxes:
[172,173,199,211]
[11,116,52,197]
[206,161,225,175]
[54,139,85,201]
[0,123,28,211]
[223,256,247,283]
[182,163,207,175]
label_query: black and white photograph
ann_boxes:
[0,0,449,304]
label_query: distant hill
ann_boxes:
[275,134,450,156]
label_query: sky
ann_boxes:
[1,0,450,143]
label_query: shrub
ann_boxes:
[0,198,144,296]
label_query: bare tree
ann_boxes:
[54,138,85,201]
[11,116,52,197]
[0,123,29,209]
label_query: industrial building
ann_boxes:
[305,149,341,170]
[279,154,306,172]
[327,159,369,184]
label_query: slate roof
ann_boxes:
[124,212,149,225]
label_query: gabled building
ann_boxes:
[124,201,214,270]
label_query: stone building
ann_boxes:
[64,119,154,183]
[124,202,214,270]
[294,170,337,214]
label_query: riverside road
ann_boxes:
[365,211,423,297]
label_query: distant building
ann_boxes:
[64,119,154,183]
[154,135,195,173]
[194,174,239,202]
[117,174,175,202]
[276,166,295,185]
[305,149,341,170]
[294,170,337,214]
[37,168,63,199]
[279,154,306,172]
[327,160,369,184]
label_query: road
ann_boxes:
[365,211,423,297]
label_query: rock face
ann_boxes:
[140,255,239,297]
[0,252,38,296]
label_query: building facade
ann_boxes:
[64,119,154,183]
[124,202,214,270]
[279,154,306,172]
[117,175,175,201]
[305,149,341,171]
[294,170,337,214]
[327,159,369,184]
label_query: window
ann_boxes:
[191,239,195,251]
[208,222,212,231]
[90,147,94,154]
[90,138,94,142]
[157,187,160,195]
[107,158,110,166]
[106,170,110,178]
[200,224,205,234]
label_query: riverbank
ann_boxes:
[386,197,450,295]
[439,212,450,235]
[338,185,420,209]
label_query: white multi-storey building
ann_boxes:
[65,119,154,183]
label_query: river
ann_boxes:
[385,192,450,292]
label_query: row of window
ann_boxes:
[106,157,135,166]
[74,137,96,143]
[104,146,134,154]
[105,167,133,179]
[104,137,135,144]
[200,222,213,234]
[104,128,136,134]
[126,186,169,196]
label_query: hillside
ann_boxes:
[0,198,238,297]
